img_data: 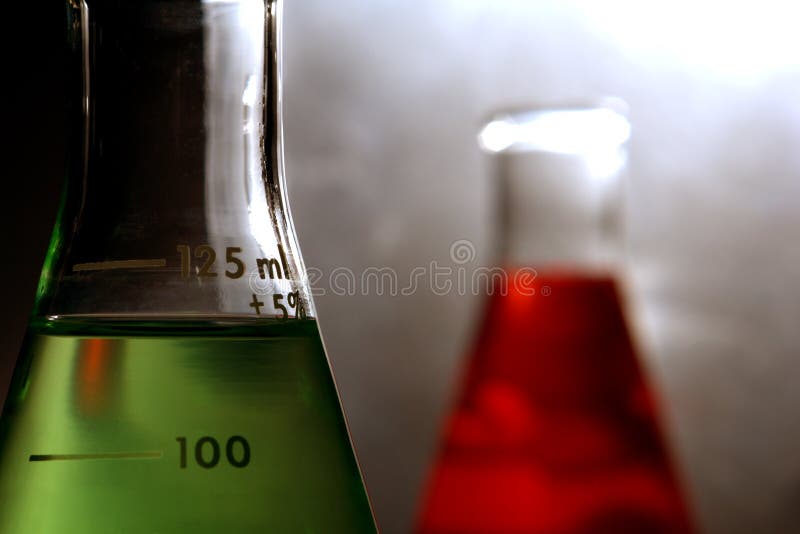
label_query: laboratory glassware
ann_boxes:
[0,1,378,532]
[417,102,696,534]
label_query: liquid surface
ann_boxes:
[0,319,376,533]
[417,273,695,534]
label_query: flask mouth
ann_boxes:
[479,98,630,271]
[478,98,631,162]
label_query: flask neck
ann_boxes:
[482,104,629,277]
[38,0,314,320]
[493,150,625,275]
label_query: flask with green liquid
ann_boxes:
[0,1,378,532]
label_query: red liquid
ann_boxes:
[417,272,695,534]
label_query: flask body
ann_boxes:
[0,320,375,533]
[418,272,694,534]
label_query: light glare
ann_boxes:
[479,107,630,155]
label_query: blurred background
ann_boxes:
[4,1,800,533]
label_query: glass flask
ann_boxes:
[416,101,696,533]
[0,1,378,532]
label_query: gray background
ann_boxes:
[3,1,800,533]
[282,2,800,533]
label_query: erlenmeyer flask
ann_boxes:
[417,102,696,533]
[0,1,377,532]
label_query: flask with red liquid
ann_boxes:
[416,102,697,534]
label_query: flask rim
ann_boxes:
[478,96,630,155]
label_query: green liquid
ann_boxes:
[0,319,377,533]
